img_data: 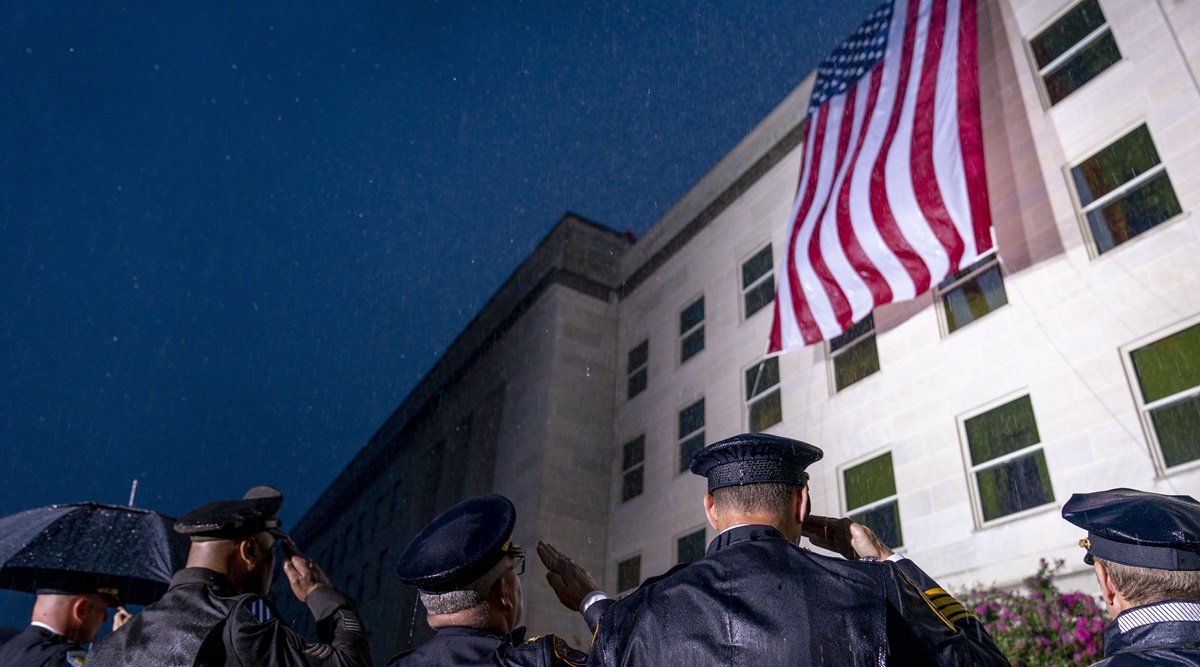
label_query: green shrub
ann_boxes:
[960,559,1109,666]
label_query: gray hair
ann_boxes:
[418,556,512,616]
[1098,557,1200,607]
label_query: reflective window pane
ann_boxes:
[676,529,707,564]
[834,335,880,391]
[830,313,875,352]
[681,329,705,362]
[1072,126,1162,207]
[622,435,645,471]
[965,395,1040,465]
[744,279,775,318]
[622,467,644,502]
[627,368,647,399]
[844,453,896,510]
[976,451,1054,522]
[940,262,1007,333]
[1150,395,1200,469]
[749,389,782,432]
[1131,323,1200,404]
[678,399,705,438]
[1043,31,1120,104]
[1087,172,1182,254]
[745,357,781,401]
[627,340,649,371]
[617,556,641,593]
[742,246,773,288]
[680,297,705,333]
[679,434,705,472]
[1030,0,1106,68]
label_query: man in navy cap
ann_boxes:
[0,580,122,667]
[1063,488,1200,665]
[387,494,591,667]
[553,433,1007,666]
[87,485,373,666]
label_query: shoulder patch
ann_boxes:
[551,635,587,666]
[65,649,87,666]
[924,587,971,623]
[337,610,363,633]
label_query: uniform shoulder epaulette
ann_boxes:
[234,594,275,624]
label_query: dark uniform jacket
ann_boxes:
[0,625,86,667]
[589,525,1007,666]
[386,626,587,667]
[1092,599,1200,666]
[86,567,372,667]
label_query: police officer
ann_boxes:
[87,485,372,666]
[386,494,590,667]
[1062,488,1200,665]
[0,581,120,666]
[554,433,1008,666]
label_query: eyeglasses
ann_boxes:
[504,549,526,577]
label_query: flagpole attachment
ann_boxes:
[128,479,139,507]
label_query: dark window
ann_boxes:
[1130,323,1200,469]
[1071,125,1181,254]
[627,340,649,399]
[844,453,903,549]
[680,297,705,362]
[829,314,880,391]
[742,246,775,318]
[964,396,1054,523]
[1030,0,1121,104]
[621,435,645,502]
[745,357,782,431]
[678,398,705,472]
[676,529,707,564]
[936,253,1007,333]
[617,555,641,594]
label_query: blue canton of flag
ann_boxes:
[808,3,894,115]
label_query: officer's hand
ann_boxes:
[537,541,599,611]
[802,515,894,561]
[282,538,332,603]
[112,606,132,631]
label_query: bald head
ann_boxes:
[186,530,278,596]
[31,593,109,644]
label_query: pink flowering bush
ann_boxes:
[960,559,1109,666]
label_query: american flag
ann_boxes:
[769,0,992,351]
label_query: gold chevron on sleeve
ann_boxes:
[924,587,971,623]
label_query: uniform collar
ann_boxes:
[30,621,64,637]
[708,524,787,555]
[1104,599,1200,656]
[435,625,527,644]
[169,567,238,596]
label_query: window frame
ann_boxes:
[957,391,1057,528]
[933,250,1008,337]
[1066,121,1186,259]
[826,313,880,394]
[677,397,706,474]
[740,243,775,321]
[627,339,649,400]
[1119,314,1200,477]
[620,434,646,502]
[674,525,708,565]
[838,448,905,551]
[1025,0,1122,109]
[744,356,783,432]
[678,295,706,364]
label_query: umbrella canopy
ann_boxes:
[0,502,190,605]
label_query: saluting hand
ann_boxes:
[537,541,599,611]
[281,537,332,603]
[112,606,133,631]
[802,515,894,562]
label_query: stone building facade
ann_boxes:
[274,0,1200,659]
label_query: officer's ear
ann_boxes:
[1094,560,1118,607]
[703,494,719,531]
[237,536,260,567]
[793,486,810,525]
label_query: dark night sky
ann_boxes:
[1,0,880,627]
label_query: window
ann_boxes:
[935,253,1007,334]
[676,528,707,564]
[617,555,641,596]
[962,395,1055,524]
[1030,0,1120,105]
[678,398,705,472]
[680,296,705,362]
[1072,125,1182,255]
[627,340,649,399]
[843,452,903,549]
[741,245,775,318]
[1126,321,1200,470]
[745,357,782,431]
[621,435,645,502]
[829,314,879,391]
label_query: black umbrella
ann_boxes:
[0,502,190,605]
